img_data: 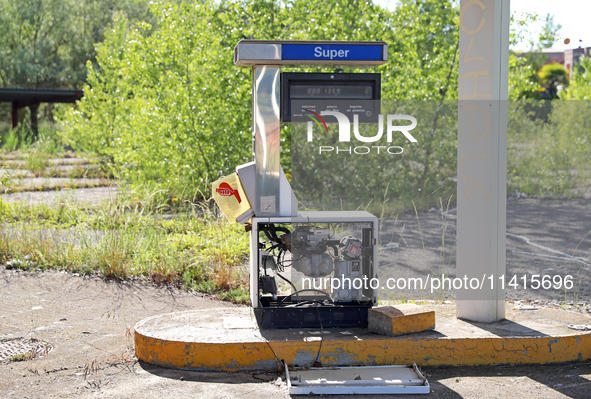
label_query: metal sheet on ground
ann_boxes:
[285,364,430,395]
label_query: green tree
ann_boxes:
[59,1,253,196]
[538,13,561,49]
[561,56,591,100]
[508,53,543,100]
[508,12,543,100]
[0,0,152,89]
[0,0,74,88]
[0,0,152,140]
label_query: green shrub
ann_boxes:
[57,0,460,206]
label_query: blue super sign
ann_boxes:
[282,44,383,61]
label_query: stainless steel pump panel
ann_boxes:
[234,40,387,218]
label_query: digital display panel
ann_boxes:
[290,85,373,100]
[281,73,380,123]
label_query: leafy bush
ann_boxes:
[537,62,569,99]
[561,56,591,100]
[57,0,460,204]
[58,3,253,200]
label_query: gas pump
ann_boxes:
[213,40,387,328]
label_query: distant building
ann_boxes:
[539,48,565,64]
[519,46,591,79]
[518,48,564,64]
[564,47,591,78]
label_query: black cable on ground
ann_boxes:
[257,308,284,372]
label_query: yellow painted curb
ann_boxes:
[134,315,591,371]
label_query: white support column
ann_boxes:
[456,0,510,322]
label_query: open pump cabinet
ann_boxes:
[251,211,378,328]
[285,363,430,395]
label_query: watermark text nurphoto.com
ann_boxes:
[302,274,574,294]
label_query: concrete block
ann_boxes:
[368,304,435,336]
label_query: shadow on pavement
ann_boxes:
[463,318,549,337]
[138,361,281,384]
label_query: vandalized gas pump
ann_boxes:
[213,40,387,328]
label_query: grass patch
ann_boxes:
[0,167,12,193]
[0,188,251,304]
[507,101,591,198]
[4,178,113,193]
[9,353,30,362]
[25,143,52,177]
[1,123,111,192]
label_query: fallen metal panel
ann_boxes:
[285,363,430,395]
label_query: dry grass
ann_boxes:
[0,188,251,303]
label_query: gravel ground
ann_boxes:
[1,186,119,206]
[378,198,591,310]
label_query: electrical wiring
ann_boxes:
[278,289,333,306]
